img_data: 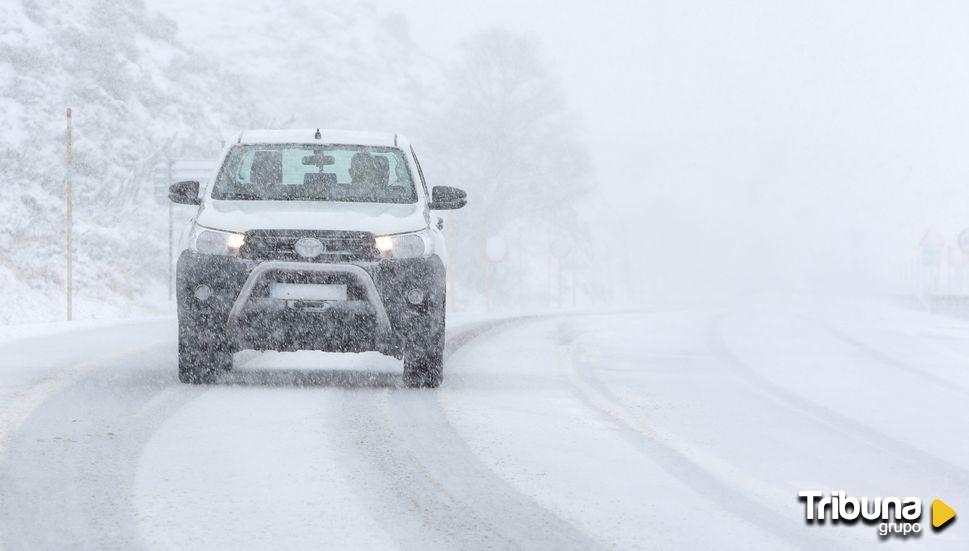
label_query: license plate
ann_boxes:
[269,283,347,301]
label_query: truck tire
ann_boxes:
[178,314,232,384]
[403,345,444,388]
[403,298,446,388]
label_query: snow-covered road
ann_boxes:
[0,296,966,550]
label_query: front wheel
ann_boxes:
[403,297,446,388]
[178,314,233,384]
[178,341,232,384]
[403,346,444,388]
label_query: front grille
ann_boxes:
[241,230,377,262]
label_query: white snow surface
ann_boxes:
[0,296,967,549]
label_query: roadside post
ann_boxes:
[66,108,74,321]
[484,235,507,311]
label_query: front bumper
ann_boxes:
[226,261,392,334]
[176,251,445,356]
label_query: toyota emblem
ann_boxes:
[294,237,325,258]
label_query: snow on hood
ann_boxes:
[196,200,427,235]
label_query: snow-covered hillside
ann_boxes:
[0,0,258,322]
[0,0,598,323]
[146,0,435,132]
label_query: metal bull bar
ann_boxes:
[225,261,392,334]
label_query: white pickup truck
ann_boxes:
[168,129,467,387]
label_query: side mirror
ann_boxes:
[169,181,201,205]
[428,186,467,210]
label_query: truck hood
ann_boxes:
[197,200,427,235]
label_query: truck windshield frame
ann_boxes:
[212,144,418,204]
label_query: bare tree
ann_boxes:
[424,28,595,309]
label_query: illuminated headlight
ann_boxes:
[190,225,245,256]
[374,230,430,259]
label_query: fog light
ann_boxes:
[405,288,425,305]
[194,284,213,301]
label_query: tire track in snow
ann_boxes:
[326,316,602,551]
[0,341,167,462]
[0,316,562,551]
[555,318,846,551]
[0,342,206,551]
[707,313,969,490]
[810,318,969,396]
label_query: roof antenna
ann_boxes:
[314,128,322,140]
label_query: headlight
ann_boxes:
[374,229,430,259]
[190,225,245,256]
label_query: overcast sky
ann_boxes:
[373,0,969,294]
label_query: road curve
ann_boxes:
[2,299,968,550]
[0,316,596,551]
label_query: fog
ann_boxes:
[3,0,969,321]
[381,0,969,297]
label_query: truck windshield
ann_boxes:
[212,144,417,203]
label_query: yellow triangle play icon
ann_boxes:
[932,499,956,528]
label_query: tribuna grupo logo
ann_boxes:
[798,491,956,537]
